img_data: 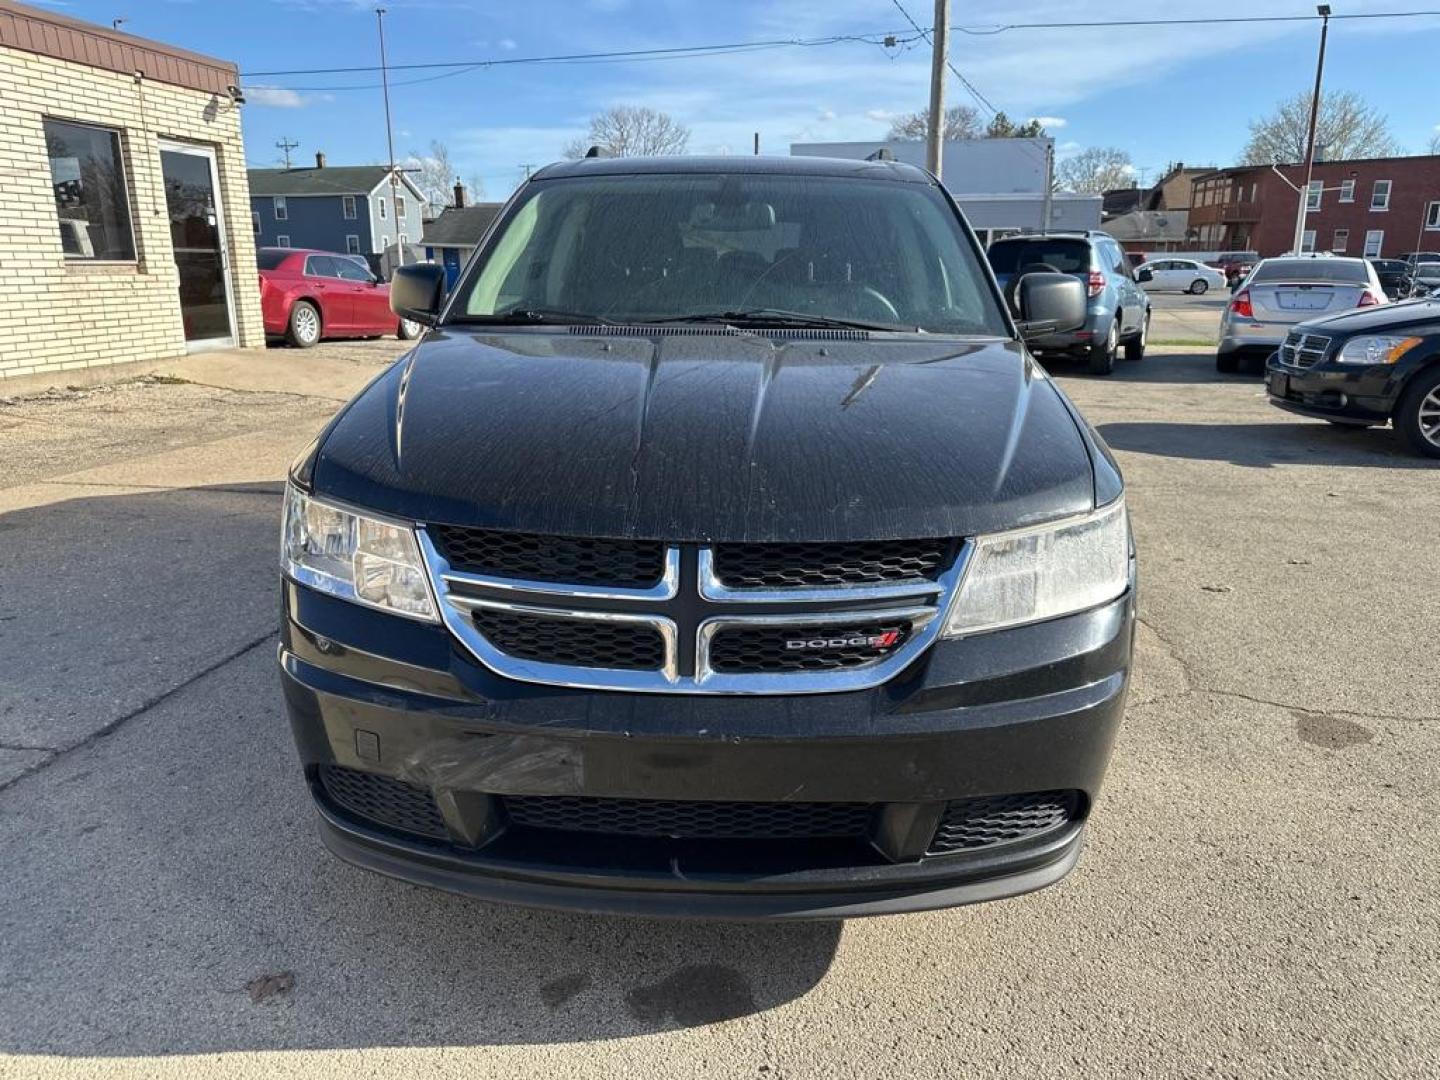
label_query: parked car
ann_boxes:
[1267,297,1440,457]
[987,230,1152,375]
[1399,251,1440,268]
[1207,250,1260,287]
[1218,255,1386,373]
[278,154,1135,918]
[1136,257,1226,295]
[258,247,423,347]
[1410,261,1440,294]
[1369,258,1414,300]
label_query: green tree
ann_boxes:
[985,112,1046,138]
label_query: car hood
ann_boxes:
[1300,297,1440,335]
[310,329,1099,542]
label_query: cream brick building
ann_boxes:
[0,0,263,380]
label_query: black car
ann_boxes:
[279,155,1135,918]
[1267,298,1440,457]
[1369,258,1413,300]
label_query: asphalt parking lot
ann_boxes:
[1,338,1436,1079]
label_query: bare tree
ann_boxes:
[1055,146,1134,193]
[1240,90,1399,164]
[406,140,457,213]
[1428,131,1440,155]
[563,106,689,158]
[887,104,981,141]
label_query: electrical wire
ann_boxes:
[949,10,1440,33]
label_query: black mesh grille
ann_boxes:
[707,622,909,673]
[713,539,952,590]
[319,765,447,840]
[473,609,665,670]
[928,790,1080,854]
[431,526,664,588]
[503,795,874,839]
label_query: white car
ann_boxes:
[1136,258,1227,295]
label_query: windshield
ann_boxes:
[1249,259,1369,284]
[987,238,1091,275]
[452,174,1008,335]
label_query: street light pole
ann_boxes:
[1293,5,1331,255]
[925,0,950,180]
[376,7,403,267]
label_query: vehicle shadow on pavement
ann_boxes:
[1045,352,1228,384]
[0,485,842,1058]
[1097,420,1435,468]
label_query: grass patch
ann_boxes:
[1150,338,1214,347]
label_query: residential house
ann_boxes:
[248,156,429,262]
[1149,163,1213,213]
[1187,155,1440,258]
[421,186,503,288]
[0,0,263,379]
[1102,210,1191,254]
[790,139,1102,242]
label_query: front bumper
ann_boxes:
[1265,356,1402,424]
[279,578,1134,918]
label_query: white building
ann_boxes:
[790,139,1102,244]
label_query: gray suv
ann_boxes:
[987,231,1152,375]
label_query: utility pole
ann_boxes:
[753,132,760,156]
[519,164,536,180]
[275,137,300,169]
[376,7,403,265]
[1293,4,1331,255]
[1040,140,1054,234]
[925,0,950,179]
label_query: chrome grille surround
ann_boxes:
[1278,331,1332,369]
[419,531,970,695]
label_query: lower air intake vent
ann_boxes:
[319,765,447,840]
[927,790,1081,854]
[503,795,875,840]
[473,608,666,670]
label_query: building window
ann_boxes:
[1426,201,1440,230]
[346,234,361,254]
[1306,180,1322,210]
[1301,230,1317,253]
[380,235,389,250]
[398,232,408,246]
[1339,179,1355,203]
[252,211,261,235]
[1363,230,1384,257]
[395,196,406,219]
[43,118,136,261]
[277,235,291,248]
[273,196,288,220]
[1332,228,1348,252]
[379,197,387,220]
[1370,180,1391,210]
[342,195,357,219]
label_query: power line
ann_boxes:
[889,0,1000,119]
[950,10,1440,33]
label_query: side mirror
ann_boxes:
[390,263,446,325]
[1136,267,1153,283]
[1013,272,1087,338]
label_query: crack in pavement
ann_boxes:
[0,628,278,795]
[1135,616,1438,724]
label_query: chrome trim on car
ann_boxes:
[437,542,681,601]
[418,527,974,695]
[696,546,944,604]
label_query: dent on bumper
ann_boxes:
[278,582,1134,916]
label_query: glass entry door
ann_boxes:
[160,142,235,349]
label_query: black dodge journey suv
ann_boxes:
[278,154,1136,918]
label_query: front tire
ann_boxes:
[1395,367,1440,459]
[1088,319,1118,376]
[1123,311,1149,361]
[1189,279,1209,295]
[398,318,423,340]
[287,300,321,348]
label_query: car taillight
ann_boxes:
[1358,290,1380,307]
[1229,289,1253,318]
[1087,270,1104,298]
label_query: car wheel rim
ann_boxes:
[402,319,419,336]
[296,307,318,342]
[1108,323,1118,354]
[1420,387,1440,447]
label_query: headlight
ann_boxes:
[1336,335,1422,365]
[941,499,1130,637]
[282,485,437,622]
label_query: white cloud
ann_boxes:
[817,107,836,121]
[1030,116,1067,129]
[865,108,895,122]
[499,37,518,50]
[245,86,307,108]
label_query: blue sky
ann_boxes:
[42,0,1440,199]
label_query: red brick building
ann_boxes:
[1188,155,1440,259]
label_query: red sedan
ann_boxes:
[258,247,423,347]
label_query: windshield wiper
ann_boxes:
[637,308,912,332]
[457,307,615,326]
